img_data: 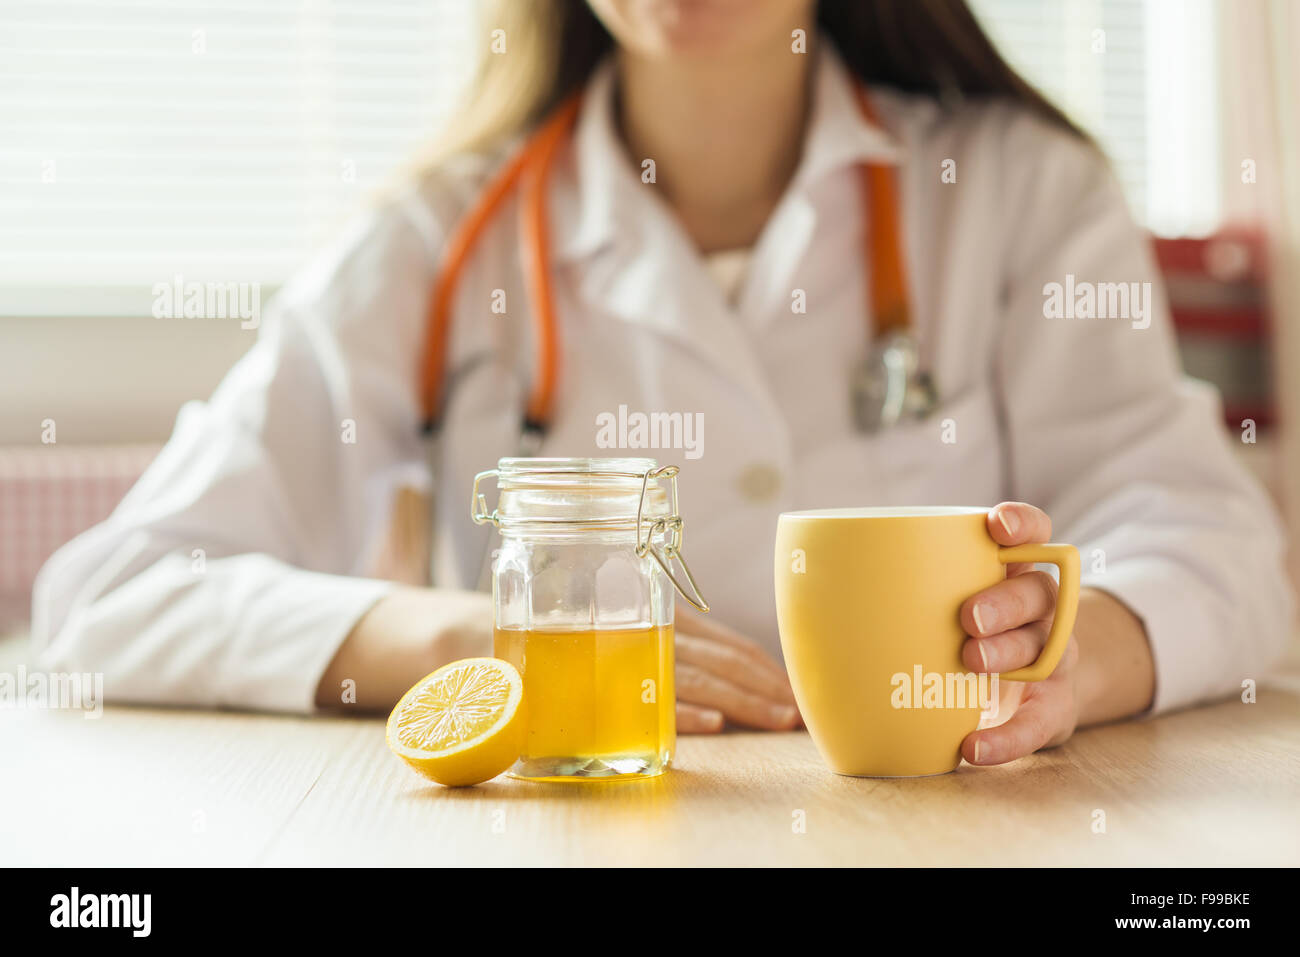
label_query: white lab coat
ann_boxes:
[33,49,1293,715]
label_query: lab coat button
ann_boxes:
[737,464,783,502]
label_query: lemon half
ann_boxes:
[386,657,526,787]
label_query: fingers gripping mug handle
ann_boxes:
[993,543,1080,683]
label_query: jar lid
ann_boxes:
[471,457,709,612]
[486,457,670,527]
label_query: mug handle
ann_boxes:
[992,543,1080,683]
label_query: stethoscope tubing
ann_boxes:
[419,95,582,435]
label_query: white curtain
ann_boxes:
[1218,0,1300,585]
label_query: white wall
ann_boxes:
[0,316,254,445]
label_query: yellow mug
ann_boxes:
[774,507,1079,777]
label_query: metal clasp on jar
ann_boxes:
[634,465,710,613]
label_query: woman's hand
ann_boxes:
[959,502,1080,766]
[314,587,493,711]
[674,604,802,733]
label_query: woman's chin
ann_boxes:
[616,0,797,59]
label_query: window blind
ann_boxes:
[971,0,1221,237]
[0,0,478,314]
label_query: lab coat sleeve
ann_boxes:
[995,113,1295,713]
[30,199,441,712]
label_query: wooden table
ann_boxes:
[3,647,1298,867]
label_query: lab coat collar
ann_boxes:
[552,40,905,265]
[550,61,626,264]
[790,41,905,191]
[739,42,905,324]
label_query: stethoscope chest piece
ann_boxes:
[851,331,939,433]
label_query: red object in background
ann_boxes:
[1151,228,1274,429]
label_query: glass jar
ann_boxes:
[471,457,709,781]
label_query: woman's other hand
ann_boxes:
[674,604,802,733]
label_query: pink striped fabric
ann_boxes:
[0,444,159,629]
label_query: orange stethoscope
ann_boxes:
[418,83,937,453]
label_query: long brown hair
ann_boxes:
[417,0,1086,168]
